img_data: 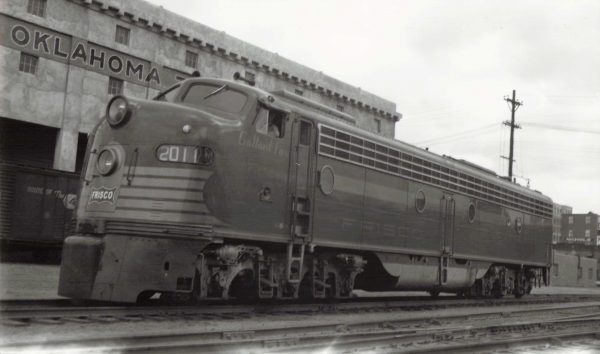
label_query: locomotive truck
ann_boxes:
[58,78,553,302]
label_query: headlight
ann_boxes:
[106,96,131,127]
[96,148,118,175]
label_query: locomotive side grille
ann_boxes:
[318,124,553,219]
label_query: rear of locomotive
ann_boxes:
[58,79,248,302]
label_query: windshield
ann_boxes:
[153,84,181,102]
[181,84,248,113]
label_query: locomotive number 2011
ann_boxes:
[157,145,213,165]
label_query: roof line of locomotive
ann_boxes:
[164,77,552,205]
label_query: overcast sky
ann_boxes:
[147,0,600,214]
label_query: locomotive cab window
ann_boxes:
[255,106,285,138]
[181,84,248,114]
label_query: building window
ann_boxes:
[336,104,344,112]
[568,230,573,239]
[586,216,591,224]
[108,77,123,95]
[585,230,591,238]
[589,268,594,280]
[19,53,38,74]
[115,25,130,46]
[375,119,381,133]
[552,264,558,277]
[185,51,198,68]
[295,89,304,96]
[27,0,47,17]
[568,216,573,224]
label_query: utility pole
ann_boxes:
[501,90,523,181]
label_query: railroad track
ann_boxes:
[2,294,600,327]
[2,300,600,353]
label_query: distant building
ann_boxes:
[561,212,600,245]
[552,203,573,244]
[551,250,597,288]
[553,243,600,285]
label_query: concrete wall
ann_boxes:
[0,0,401,172]
[551,251,597,288]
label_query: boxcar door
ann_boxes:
[439,194,455,285]
[285,116,315,283]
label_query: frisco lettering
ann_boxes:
[11,24,160,84]
[90,190,114,200]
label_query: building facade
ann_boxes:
[561,212,600,246]
[551,250,597,288]
[0,0,400,173]
[552,203,573,244]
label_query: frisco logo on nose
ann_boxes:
[89,187,117,204]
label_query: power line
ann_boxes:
[424,127,498,147]
[520,122,600,135]
[411,123,498,145]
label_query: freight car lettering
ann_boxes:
[24,185,77,209]
[89,187,117,204]
[26,186,44,194]
[238,131,286,156]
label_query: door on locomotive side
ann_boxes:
[439,193,456,285]
[288,115,316,243]
[440,193,456,254]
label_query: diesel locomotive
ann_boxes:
[58,78,553,303]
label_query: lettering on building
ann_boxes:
[1,14,188,89]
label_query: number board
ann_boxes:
[156,145,213,165]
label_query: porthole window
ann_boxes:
[415,190,426,213]
[319,165,335,195]
[515,217,523,234]
[468,202,476,223]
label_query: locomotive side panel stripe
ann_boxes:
[122,176,206,190]
[116,199,210,214]
[132,174,207,181]
[119,188,204,202]
[87,209,221,225]
[127,166,213,179]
